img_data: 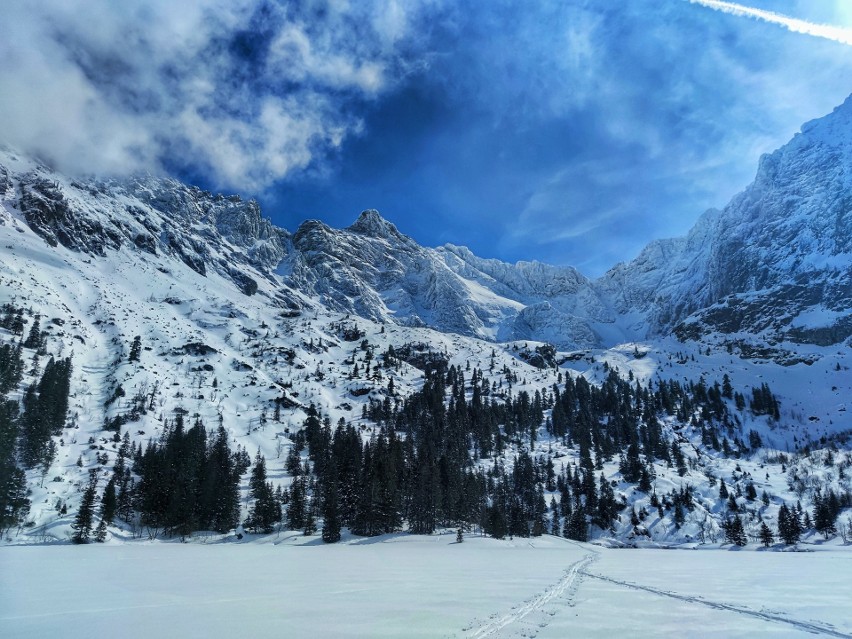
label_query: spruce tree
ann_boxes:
[72,471,98,544]
[321,474,342,543]
[759,521,774,547]
[101,477,117,524]
[94,519,108,543]
[128,336,142,363]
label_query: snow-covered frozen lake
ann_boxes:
[2,535,851,638]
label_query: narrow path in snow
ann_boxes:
[464,550,598,638]
[582,571,852,639]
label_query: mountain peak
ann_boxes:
[347,209,403,239]
[797,92,852,150]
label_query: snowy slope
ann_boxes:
[602,95,852,346]
[268,92,852,351]
[1,95,852,550]
[2,188,851,549]
[5,88,852,354]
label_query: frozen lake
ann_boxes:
[2,535,851,638]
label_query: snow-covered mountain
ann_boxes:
[4,95,852,353]
[280,210,618,348]
[601,95,852,348]
[279,96,852,350]
[1,95,852,548]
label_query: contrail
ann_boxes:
[689,0,852,46]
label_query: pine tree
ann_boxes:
[722,374,733,399]
[116,467,134,523]
[94,519,108,543]
[673,501,685,528]
[245,452,281,534]
[550,497,561,537]
[745,483,758,502]
[128,336,142,363]
[671,441,687,477]
[19,356,72,468]
[727,493,739,513]
[564,504,587,542]
[638,464,653,493]
[759,520,774,547]
[287,478,306,531]
[303,499,317,536]
[593,473,617,532]
[101,476,117,524]
[813,494,837,539]
[286,446,302,476]
[72,470,98,544]
[23,316,42,350]
[724,515,747,547]
[777,504,801,545]
[9,309,24,336]
[0,462,29,536]
[0,398,30,535]
[321,474,342,543]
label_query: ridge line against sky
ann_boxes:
[2,1,852,276]
[689,0,852,45]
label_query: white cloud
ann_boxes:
[267,25,386,94]
[0,0,431,190]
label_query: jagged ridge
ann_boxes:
[2,94,852,351]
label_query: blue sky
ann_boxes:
[2,1,852,276]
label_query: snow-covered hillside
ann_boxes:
[0,94,852,553]
[4,89,852,354]
[601,95,852,347]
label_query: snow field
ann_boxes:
[2,536,851,638]
[0,534,585,638]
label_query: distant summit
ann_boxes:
[347,209,405,240]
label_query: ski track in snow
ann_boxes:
[581,571,852,639]
[464,550,599,638]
